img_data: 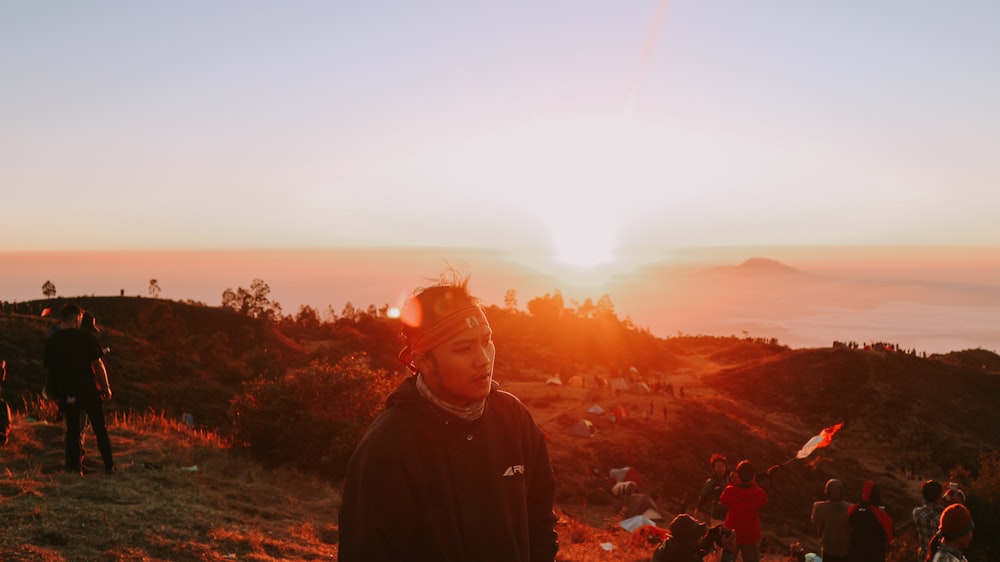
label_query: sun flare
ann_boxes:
[548,217,617,268]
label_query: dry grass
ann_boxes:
[0,410,340,561]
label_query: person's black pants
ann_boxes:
[64,395,113,471]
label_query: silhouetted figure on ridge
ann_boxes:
[43,303,115,476]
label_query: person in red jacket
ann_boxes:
[720,459,768,562]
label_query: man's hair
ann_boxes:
[400,272,479,343]
[709,454,727,468]
[397,271,484,370]
[736,460,755,483]
[59,303,83,321]
[922,479,943,503]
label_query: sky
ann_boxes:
[4,1,1000,267]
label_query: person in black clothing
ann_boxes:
[0,359,11,445]
[697,454,730,524]
[338,274,558,561]
[651,513,738,562]
[43,303,115,475]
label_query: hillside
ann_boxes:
[0,413,341,561]
[501,338,1000,559]
[3,298,1000,560]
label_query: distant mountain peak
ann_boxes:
[693,257,805,280]
[737,257,799,273]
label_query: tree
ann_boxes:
[149,278,161,298]
[221,278,282,320]
[596,294,616,318]
[526,290,565,320]
[504,289,519,312]
[294,305,322,331]
[41,280,56,298]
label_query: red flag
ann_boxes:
[795,422,844,459]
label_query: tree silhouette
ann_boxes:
[221,278,282,320]
[41,280,56,298]
[149,279,162,298]
[504,289,519,312]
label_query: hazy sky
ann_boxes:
[4,1,1000,265]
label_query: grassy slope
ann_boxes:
[0,413,340,561]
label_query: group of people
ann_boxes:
[685,454,769,562]
[811,477,973,562]
[685,452,976,562]
[43,303,116,476]
[811,478,894,562]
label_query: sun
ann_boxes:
[548,215,618,268]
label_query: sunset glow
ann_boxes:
[2,3,1000,354]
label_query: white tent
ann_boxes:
[619,515,657,533]
[568,419,597,438]
[587,404,605,415]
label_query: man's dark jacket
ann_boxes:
[338,376,558,561]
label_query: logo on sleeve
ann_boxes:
[502,464,525,477]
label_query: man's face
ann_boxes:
[713,461,727,477]
[421,323,495,407]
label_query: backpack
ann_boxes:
[848,503,887,561]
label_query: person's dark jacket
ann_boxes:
[697,476,728,521]
[43,328,103,402]
[338,376,558,562]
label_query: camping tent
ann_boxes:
[611,481,638,497]
[610,378,629,392]
[587,404,605,415]
[568,419,597,438]
[623,493,662,520]
[608,466,644,486]
[545,377,562,385]
[619,515,657,533]
[628,382,651,394]
[567,375,584,387]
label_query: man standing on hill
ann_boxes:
[43,303,115,475]
[338,273,558,561]
[0,359,11,446]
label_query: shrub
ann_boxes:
[228,353,399,479]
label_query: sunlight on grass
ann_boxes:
[0,409,340,560]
